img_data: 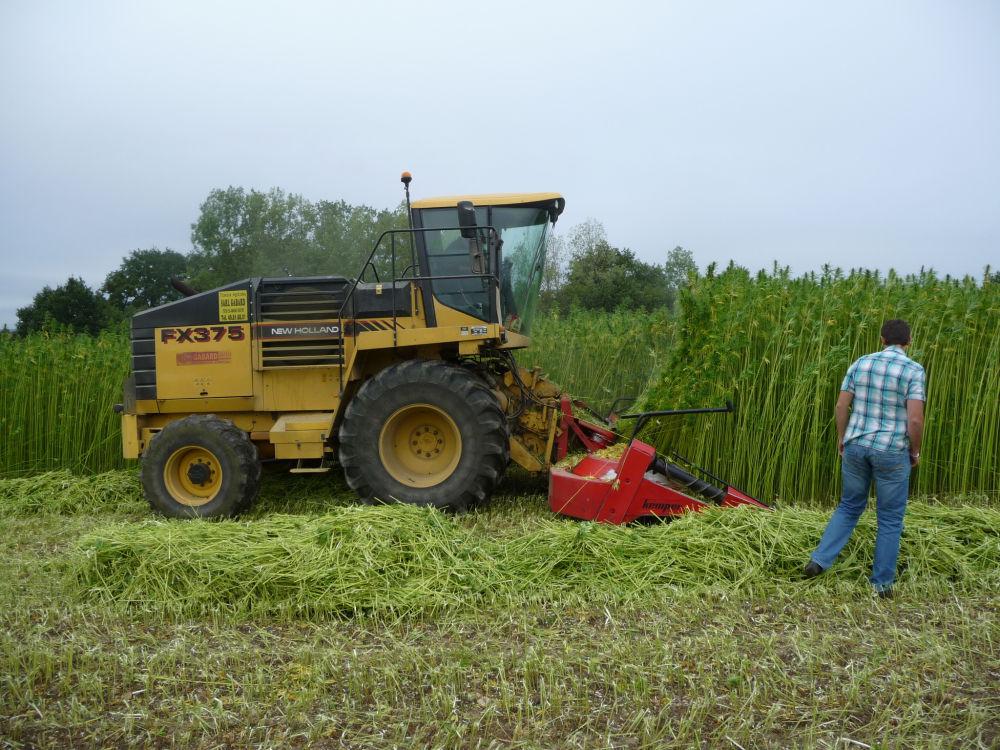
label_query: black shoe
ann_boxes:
[803,561,824,578]
[876,587,894,600]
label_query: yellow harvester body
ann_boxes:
[121,191,572,516]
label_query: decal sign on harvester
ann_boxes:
[160,326,246,343]
[154,323,252,399]
[218,290,249,321]
[254,319,401,340]
[257,323,340,340]
[176,351,233,366]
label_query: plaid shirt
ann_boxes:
[841,345,926,452]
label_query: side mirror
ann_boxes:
[457,201,477,239]
[548,197,565,225]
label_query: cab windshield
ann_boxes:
[418,205,551,334]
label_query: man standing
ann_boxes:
[804,319,926,597]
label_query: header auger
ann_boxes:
[119,173,768,522]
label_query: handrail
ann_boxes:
[619,400,735,442]
[336,225,501,393]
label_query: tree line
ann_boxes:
[12,187,696,335]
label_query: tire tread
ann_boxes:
[338,360,507,510]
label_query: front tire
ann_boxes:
[141,414,261,518]
[339,360,508,510]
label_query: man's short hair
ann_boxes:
[881,319,911,346]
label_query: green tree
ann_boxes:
[16,276,113,335]
[187,187,319,290]
[553,219,670,312]
[560,241,669,312]
[102,247,188,313]
[186,187,407,290]
[663,245,697,310]
[313,199,407,278]
[539,233,568,312]
[565,218,608,258]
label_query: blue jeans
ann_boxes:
[811,443,911,590]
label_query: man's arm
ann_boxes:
[835,390,853,456]
[907,399,924,466]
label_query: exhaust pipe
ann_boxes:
[170,277,199,297]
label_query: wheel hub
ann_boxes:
[187,462,212,485]
[411,425,444,458]
[379,403,462,488]
[163,446,223,506]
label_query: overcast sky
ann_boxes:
[1,1,998,328]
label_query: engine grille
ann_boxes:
[257,278,349,368]
[258,279,349,321]
[261,338,343,367]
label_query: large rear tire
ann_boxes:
[141,414,261,518]
[339,360,508,510]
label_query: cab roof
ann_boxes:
[410,192,563,209]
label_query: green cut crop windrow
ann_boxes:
[69,500,1000,619]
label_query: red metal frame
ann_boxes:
[549,439,770,524]
[554,396,616,461]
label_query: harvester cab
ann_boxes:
[407,187,565,338]
[119,173,767,522]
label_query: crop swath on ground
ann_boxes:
[2,469,998,748]
[71,501,1000,619]
[0,469,143,516]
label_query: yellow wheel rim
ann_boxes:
[378,403,462,488]
[163,445,223,507]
